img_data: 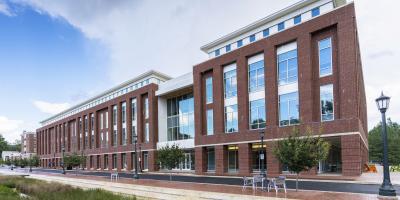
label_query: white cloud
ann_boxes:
[0,116,23,142]
[33,100,71,115]
[0,0,13,16]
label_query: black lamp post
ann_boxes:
[376,92,396,197]
[133,135,139,179]
[259,130,266,178]
[29,154,32,172]
[61,146,66,174]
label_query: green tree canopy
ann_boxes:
[273,127,330,191]
[64,153,86,169]
[368,119,400,165]
[157,144,185,181]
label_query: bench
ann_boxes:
[110,173,119,181]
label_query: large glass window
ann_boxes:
[228,145,239,173]
[144,123,149,143]
[131,98,137,144]
[105,111,108,129]
[224,69,237,98]
[250,99,266,129]
[206,77,213,104]
[206,109,213,135]
[207,147,215,171]
[143,152,149,170]
[121,153,127,169]
[104,155,109,169]
[90,114,94,148]
[167,94,195,141]
[144,97,149,119]
[252,143,267,172]
[122,102,126,123]
[113,130,117,146]
[279,92,299,126]
[112,154,117,169]
[122,128,127,145]
[225,105,238,133]
[320,84,334,121]
[248,60,264,92]
[100,113,103,129]
[319,37,332,77]
[278,49,298,85]
[112,106,117,126]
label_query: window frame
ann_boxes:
[248,60,265,93]
[320,84,334,122]
[278,92,300,127]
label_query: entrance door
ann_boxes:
[181,153,191,170]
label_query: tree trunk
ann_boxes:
[169,170,172,181]
[296,173,299,192]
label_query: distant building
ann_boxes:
[2,151,21,161]
[21,131,36,158]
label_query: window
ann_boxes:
[207,109,213,135]
[167,94,194,141]
[278,49,298,85]
[225,105,238,133]
[252,143,267,172]
[320,84,334,121]
[131,98,137,121]
[248,60,264,92]
[104,155,109,169]
[122,128,127,145]
[226,44,231,52]
[121,153,127,169]
[112,106,117,126]
[294,15,301,24]
[122,102,126,123]
[237,40,243,47]
[101,131,104,148]
[224,69,237,98]
[278,22,285,31]
[263,29,269,37]
[145,123,149,142]
[207,147,215,171]
[228,145,239,173]
[318,37,332,76]
[144,97,149,119]
[91,114,94,148]
[131,98,137,144]
[105,131,108,147]
[279,92,299,126]
[112,154,117,169]
[249,34,256,42]
[250,99,266,129]
[113,130,117,146]
[215,49,220,56]
[206,77,213,104]
[312,7,320,17]
[100,113,103,129]
[143,152,149,170]
[105,111,108,128]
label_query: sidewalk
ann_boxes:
[0,169,380,200]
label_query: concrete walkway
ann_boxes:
[0,169,384,200]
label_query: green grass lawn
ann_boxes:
[0,176,136,200]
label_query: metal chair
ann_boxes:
[253,174,264,190]
[269,176,287,194]
[110,172,119,181]
[242,176,254,190]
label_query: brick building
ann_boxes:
[37,0,368,177]
[21,131,36,154]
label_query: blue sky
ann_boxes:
[0,0,399,143]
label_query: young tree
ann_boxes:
[368,119,400,165]
[156,144,185,181]
[273,127,330,191]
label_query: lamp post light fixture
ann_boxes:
[376,92,396,197]
[61,146,66,175]
[133,135,139,179]
[259,130,266,178]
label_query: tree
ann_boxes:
[156,144,185,181]
[273,127,330,191]
[64,153,86,170]
[369,119,400,165]
[28,155,40,167]
[0,134,8,159]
